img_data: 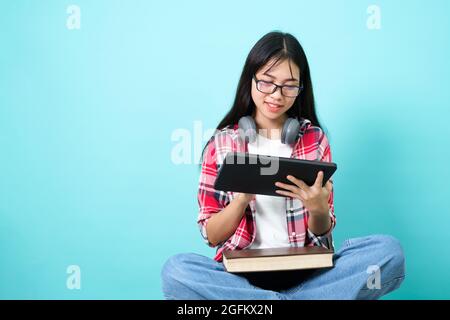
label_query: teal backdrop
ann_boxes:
[1,0,449,299]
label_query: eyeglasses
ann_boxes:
[253,75,303,98]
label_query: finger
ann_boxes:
[325,181,333,193]
[275,181,308,199]
[314,171,324,188]
[283,177,309,198]
[275,189,304,200]
[286,175,309,190]
[275,181,300,194]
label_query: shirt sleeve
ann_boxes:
[197,138,229,247]
[306,129,337,250]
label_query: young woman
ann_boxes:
[161,31,405,300]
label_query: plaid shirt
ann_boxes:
[197,118,336,262]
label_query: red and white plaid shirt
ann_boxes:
[197,118,336,262]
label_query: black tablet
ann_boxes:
[214,152,337,197]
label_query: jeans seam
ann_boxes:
[281,281,305,296]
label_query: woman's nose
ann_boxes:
[270,87,283,100]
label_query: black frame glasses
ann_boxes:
[253,75,303,98]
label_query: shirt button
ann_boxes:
[291,232,296,236]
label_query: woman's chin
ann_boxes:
[262,110,286,120]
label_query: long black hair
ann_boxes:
[200,31,323,165]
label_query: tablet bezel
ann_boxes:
[213,152,337,197]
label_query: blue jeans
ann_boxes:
[161,235,405,300]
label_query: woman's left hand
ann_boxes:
[275,171,332,217]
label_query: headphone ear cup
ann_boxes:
[238,116,257,143]
[281,118,300,144]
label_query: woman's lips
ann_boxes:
[265,102,283,113]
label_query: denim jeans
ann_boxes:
[161,234,406,300]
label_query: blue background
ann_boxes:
[1,0,449,299]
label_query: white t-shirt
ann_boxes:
[246,133,293,249]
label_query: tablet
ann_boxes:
[214,152,337,197]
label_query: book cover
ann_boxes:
[223,246,334,273]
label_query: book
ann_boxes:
[222,246,334,273]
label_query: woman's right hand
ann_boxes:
[235,192,255,204]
